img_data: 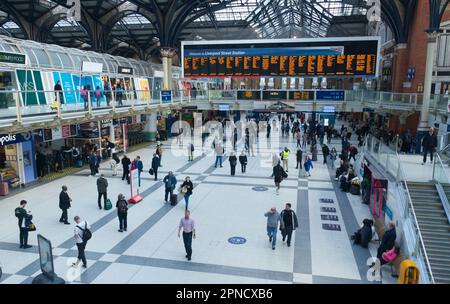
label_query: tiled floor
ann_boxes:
[0,120,389,284]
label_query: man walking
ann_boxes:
[73,216,90,269]
[265,207,283,250]
[59,185,71,224]
[96,174,108,210]
[163,171,177,203]
[322,144,330,164]
[280,203,298,247]
[133,156,144,187]
[121,155,131,184]
[422,127,437,165]
[273,161,288,195]
[151,153,160,181]
[178,210,196,261]
[214,141,224,168]
[15,200,32,249]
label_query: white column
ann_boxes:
[418,32,438,131]
[144,112,158,141]
[160,48,175,90]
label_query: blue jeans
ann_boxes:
[184,194,190,210]
[215,156,223,167]
[267,226,277,247]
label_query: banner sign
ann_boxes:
[0,132,32,146]
[0,51,26,65]
[316,90,345,101]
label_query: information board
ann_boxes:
[182,37,379,78]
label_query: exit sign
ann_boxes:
[0,51,26,64]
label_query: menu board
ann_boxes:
[182,38,379,78]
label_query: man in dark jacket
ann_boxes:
[121,155,131,184]
[163,171,177,203]
[151,153,160,181]
[15,200,32,249]
[133,156,144,186]
[96,174,108,209]
[229,152,237,176]
[422,127,437,165]
[295,148,303,169]
[377,222,396,260]
[322,144,330,164]
[59,185,71,224]
[239,151,248,173]
[280,203,299,247]
[88,152,96,176]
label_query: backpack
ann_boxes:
[117,199,128,213]
[77,222,92,243]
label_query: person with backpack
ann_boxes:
[163,171,177,203]
[73,216,91,268]
[150,153,160,181]
[121,155,131,184]
[239,151,248,173]
[273,161,288,195]
[116,194,128,232]
[59,185,72,225]
[180,176,193,210]
[304,156,313,177]
[229,152,237,176]
[96,174,108,210]
[188,143,194,161]
[15,200,32,249]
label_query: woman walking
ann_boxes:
[330,147,337,169]
[116,194,128,232]
[180,176,194,210]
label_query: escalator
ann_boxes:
[407,182,450,283]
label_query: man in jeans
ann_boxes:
[15,200,32,249]
[214,140,224,168]
[280,203,299,247]
[264,207,283,250]
[73,216,89,268]
[96,174,108,209]
[178,210,196,261]
[163,171,177,203]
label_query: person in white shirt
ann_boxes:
[72,216,90,268]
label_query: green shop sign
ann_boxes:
[0,51,26,65]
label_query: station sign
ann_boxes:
[118,66,134,75]
[0,51,26,65]
[316,90,345,101]
[161,90,172,103]
[0,132,32,146]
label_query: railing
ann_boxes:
[432,145,450,222]
[364,134,435,284]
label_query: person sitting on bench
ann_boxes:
[351,218,374,248]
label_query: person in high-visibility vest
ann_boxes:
[281,147,290,172]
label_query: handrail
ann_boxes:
[364,134,435,284]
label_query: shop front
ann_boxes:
[0,132,36,195]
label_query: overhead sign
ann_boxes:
[161,90,172,104]
[0,132,32,146]
[0,51,26,65]
[182,37,380,78]
[118,66,133,75]
[81,61,103,73]
[218,104,230,111]
[316,90,345,101]
[322,106,336,113]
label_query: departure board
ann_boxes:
[182,37,379,78]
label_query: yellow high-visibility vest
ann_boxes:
[282,150,289,160]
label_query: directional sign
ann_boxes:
[161,90,172,104]
[321,214,339,221]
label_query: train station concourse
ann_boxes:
[0,0,450,289]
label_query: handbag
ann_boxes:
[149,168,154,175]
[27,222,36,232]
[181,186,188,194]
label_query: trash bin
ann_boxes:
[397,259,420,284]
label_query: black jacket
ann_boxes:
[181,180,194,195]
[380,227,396,250]
[296,150,303,161]
[239,155,247,165]
[151,155,160,169]
[422,132,437,149]
[229,155,237,166]
[273,164,287,183]
[280,209,298,229]
[322,146,330,156]
[121,157,131,170]
[59,191,71,210]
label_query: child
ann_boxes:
[304,156,313,177]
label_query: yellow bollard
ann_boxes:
[397,260,420,284]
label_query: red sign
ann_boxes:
[61,125,70,138]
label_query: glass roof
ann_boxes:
[54,19,81,28]
[1,21,20,29]
[121,13,151,25]
[194,0,367,38]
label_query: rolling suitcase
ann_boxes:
[170,194,178,206]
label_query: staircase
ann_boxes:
[408,182,450,283]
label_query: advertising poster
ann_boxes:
[33,71,46,105]
[72,75,81,103]
[139,78,150,101]
[61,72,76,103]
[92,74,105,102]
[61,125,70,138]
[16,69,39,105]
[130,169,140,197]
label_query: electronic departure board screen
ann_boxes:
[182,37,379,78]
